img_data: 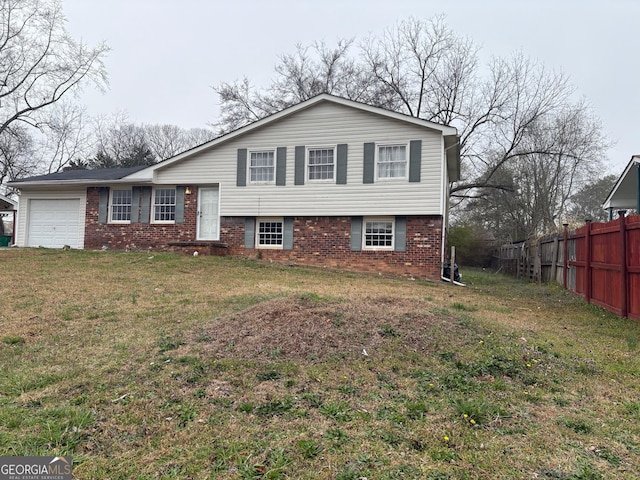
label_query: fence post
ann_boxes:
[551,234,559,283]
[619,210,628,318]
[563,223,569,289]
[584,219,592,304]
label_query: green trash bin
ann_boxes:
[0,235,11,247]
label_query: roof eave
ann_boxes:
[602,155,640,210]
[8,178,154,188]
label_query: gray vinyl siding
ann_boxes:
[154,102,445,217]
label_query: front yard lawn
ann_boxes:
[1,249,639,479]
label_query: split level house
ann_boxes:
[9,94,461,280]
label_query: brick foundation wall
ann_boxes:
[84,187,443,280]
[222,216,443,280]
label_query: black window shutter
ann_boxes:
[237,148,247,187]
[336,144,348,184]
[283,217,294,250]
[244,217,255,249]
[409,140,422,182]
[175,186,185,224]
[294,146,305,185]
[350,216,363,251]
[394,216,407,252]
[98,187,109,223]
[140,186,152,224]
[276,147,287,186]
[363,143,375,184]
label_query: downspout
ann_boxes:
[637,163,640,213]
[442,137,460,274]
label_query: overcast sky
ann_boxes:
[63,0,639,174]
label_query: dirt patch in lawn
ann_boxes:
[199,295,459,361]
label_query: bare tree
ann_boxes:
[213,39,379,134]
[211,15,610,239]
[89,113,216,167]
[0,125,38,190]
[36,102,94,173]
[143,124,215,160]
[0,0,109,183]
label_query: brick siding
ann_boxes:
[84,186,443,280]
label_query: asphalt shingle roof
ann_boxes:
[9,166,148,184]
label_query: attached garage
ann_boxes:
[9,167,147,250]
[27,199,82,248]
[11,187,88,249]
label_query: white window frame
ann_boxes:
[152,187,176,224]
[363,217,395,251]
[109,188,132,224]
[307,146,336,183]
[376,143,408,181]
[248,149,276,184]
[256,217,284,249]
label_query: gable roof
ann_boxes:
[124,93,460,181]
[8,166,148,187]
[602,155,640,211]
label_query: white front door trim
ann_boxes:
[196,187,220,240]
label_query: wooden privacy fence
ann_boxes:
[493,211,640,320]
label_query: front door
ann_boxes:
[197,187,219,240]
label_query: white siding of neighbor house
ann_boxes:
[154,102,447,217]
[14,188,87,248]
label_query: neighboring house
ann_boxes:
[9,94,460,280]
[603,155,640,218]
[0,194,17,244]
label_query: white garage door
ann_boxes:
[28,199,82,248]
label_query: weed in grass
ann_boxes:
[561,417,593,434]
[430,449,456,462]
[301,392,323,408]
[297,439,323,459]
[376,429,405,447]
[375,405,406,425]
[299,292,324,303]
[591,446,621,466]
[1,336,25,345]
[326,427,348,444]
[571,457,603,479]
[238,403,254,413]
[377,373,398,390]
[378,325,400,337]
[256,369,282,382]
[254,397,294,416]
[157,333,184,353]
[381,464,422,479]
[405,400,429,420]
[553,396,570,407]
[453,398,504,425]
[337,383,359,396]
[451,302,478,312]
[320,401,353,422]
